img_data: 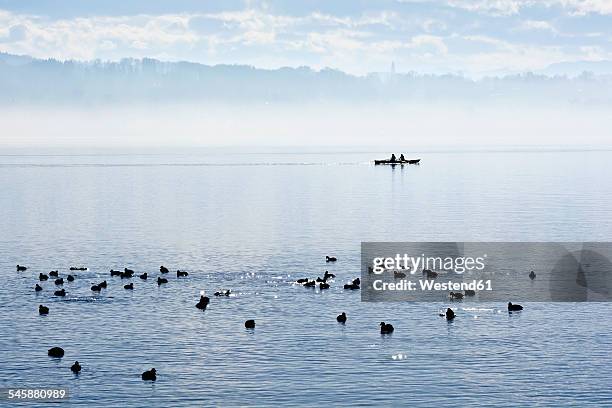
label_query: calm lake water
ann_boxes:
[1,147,612,407]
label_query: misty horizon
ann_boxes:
[3,52,612,107]
[3,0,612,151]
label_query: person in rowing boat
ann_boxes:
[399,154,405,161]
[390,153,396,162]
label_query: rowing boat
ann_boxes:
[374,158,420,165]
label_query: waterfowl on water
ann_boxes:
[319,282,330,290]
[142,368,156,381]
[139,273,148,280]
[394,271,407,279]
[195,295,209,310]
[98,280,107,288]
[124,268,134,274]
[464,290,476,297]
[296,278,309,284]
[336,312,347,323]
[380,322,394,334]
[160,266,169,274]
[110,270,122,277]
[445,308,455,320]
[508,302,523,311]
[214,290,231,297]
[70,267,87,271]
[245,319,256,329]
[124,283,134,290]
[39,273,49,281]
[344,278,361,290]
[449,292,464,300]
[91,284,101,292]
[54,289,66,297]
[48,347,64,358]
[121,271,133,278]
[67,275,75,282]
[54,278,64,285]
[71,361,81,373]
[326,256,337,262]
[157,277,168,285]
[177,270,188,277]
[49,271,59,277]
[35,284,43,292]
[39,305,49,315]
[304,280,316,287]
[529,271,536,280]
[424,269,438,279]
[16,265,27,271]
[323,271,336,280]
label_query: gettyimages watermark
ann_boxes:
[361,242,612,302]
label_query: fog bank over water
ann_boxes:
[2,104,610,148]
[1,53,611,148]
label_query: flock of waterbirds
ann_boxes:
[21,262,237,381]
[18,258,528,382]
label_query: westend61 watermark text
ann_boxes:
[361,242,612,302]
[372,279,492,292]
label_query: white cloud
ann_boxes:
[445,0,612,15]
[0,11,199,60]
[455,34,611,75]
[560,0,612,15]
[447,0,526,15]
[519,20,558,33]
[422,19,448,33]
[579,45,606,59]
[0,4,610,76]
[408,35,449,55]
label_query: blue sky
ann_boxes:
[1,0,611,75]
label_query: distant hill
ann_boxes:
[1,52,612,106]
[540,60,612,77]
[0,53,33,66]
